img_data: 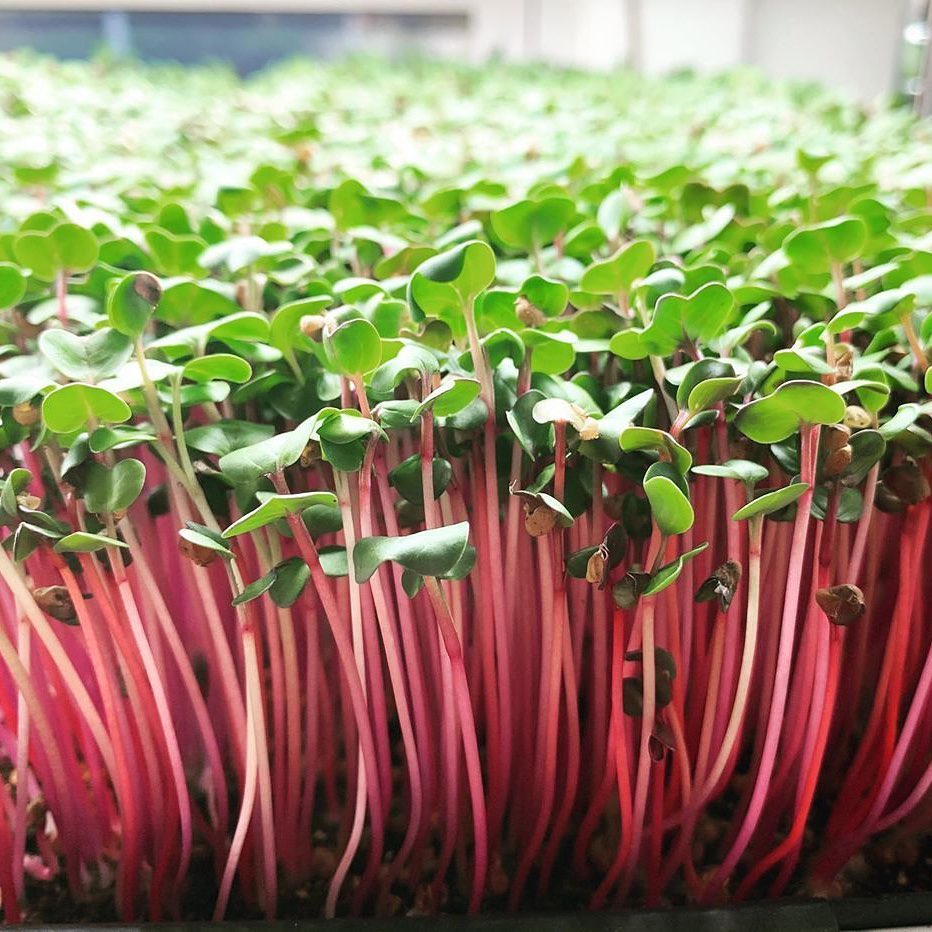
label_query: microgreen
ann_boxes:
[0,53,927,927]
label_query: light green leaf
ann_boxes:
[732,482,809,520]
[353,521,471,583]
[324,317,382,376]
[413,377,481,419]
[643,461,694,536]
[54,531,128,553]
[620,426,692,474]
[408,240,495,318]
[182,354,252,384]
[642,543,709,596]
[218,415,321,483]
[0,264,27,309]
[39,327,133,382]
[83,459,146,514]
[692,459,769,488]
[491,197,574,253]
[107,271,162,339]
[735,380,846,443]
[42,383,131,434]
[178,523,234,559]
[784,216,868,274]
[223,490,338,537]
[185,420,275,458]
[389,454,452,505]
[579,239,655,296]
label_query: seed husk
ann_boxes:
[33,585,78,624]
[815,583,865,627]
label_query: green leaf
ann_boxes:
[148,311,270,361]
[643,543,709,597]
[579,239,655,296]
[145,228,206,277]
[232,568,277,606]
[827,288,913,334]
[735,380,846,443]
[732,482,810,520]
[270,295,332,355]
[375,399,421,430]
[14,222,98,280]
[318,545,349,577]
[519,275,569,316]
[783,216,868,274]
[681,282,735,343]
[353,521,471,583]
[185,420,275,458]
[832,378,890,414]
[158,380,229,408]
[0,263,27,309]
[269,557,310,607]
[643,462,694,536]
[413,377,481,419]
[692,459,769,487]
[83,459,146,514]
[42,384,131,434]
[54,531,128,553]
[303,503,343,538]
[178,523,234,559]
[644,283,734,355]
[38,327,133,381]
[222,490,338,537]
[506,389,553,459]
[491,197,574,253]
[324,317,382,376]
[842,430,885,485]
[156,279,239,327]
[51,223,99,271]
[609,328,648,361]
[463,328,526,370]
[88,425,158,453]
[566,545,599,579]
[674,358,733,407]
[773,346,833,375]
[218,415,320,483]
[674,357,740,414]
[620,426,692,474]
[408,240,495,317]
[687,376,742,415]
[389,454,452,504]
[316,410,383,445]
[182,354,252,384]
[522,330,577,375]
[107,271,162,339]
[371,342,438,394]
[578,388,654,464]
[879,402,920,439]
[1,469,32,518]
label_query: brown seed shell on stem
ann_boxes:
[815,583,865,627]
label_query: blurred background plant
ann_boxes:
[0,0,931,107]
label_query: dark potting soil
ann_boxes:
[18,817,931,923]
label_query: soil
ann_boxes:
[20,821,931,923]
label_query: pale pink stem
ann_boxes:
[424,576,488,914]
[703,424,819,900]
